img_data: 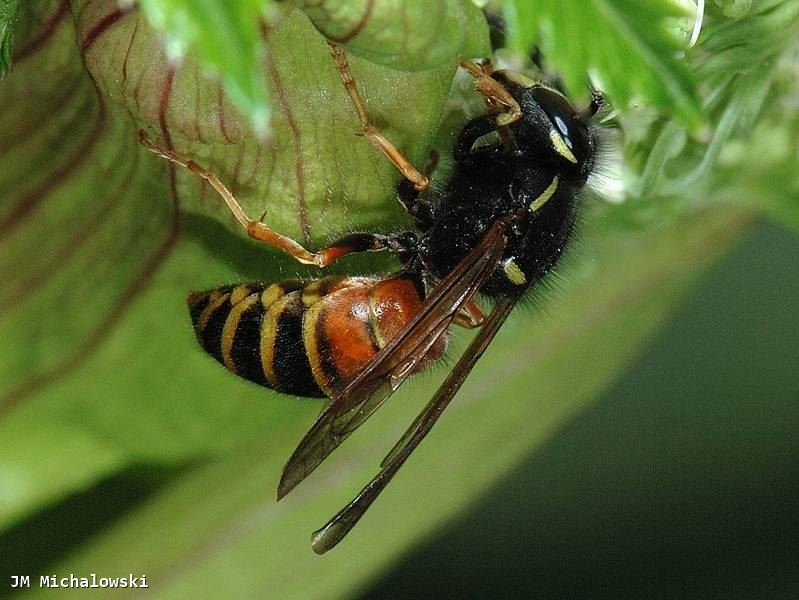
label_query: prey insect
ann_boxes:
[141,43,602,553]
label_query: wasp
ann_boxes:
[140,43,603,553]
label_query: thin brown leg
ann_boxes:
[139,131,395,267]
[473,59,515,152]
[459,59,522,127]
[327,42,429,192]
[453,298,487,329]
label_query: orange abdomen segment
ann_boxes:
[188,274,444,399]
[304,274,437,396]
[370,277,426,345]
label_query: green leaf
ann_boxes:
[135,0,491,138]
[0,0,21,77]
[291,0,490,69]
[623,0,799,204]
[137,0,274,137]
[714,88,799,236]
[503,0,703,127]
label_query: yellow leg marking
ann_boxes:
[327,42,429,192]
[197,292,231,334]
[221,293,259,373]
[529,175,559,213]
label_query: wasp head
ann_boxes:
[492,70,599,182]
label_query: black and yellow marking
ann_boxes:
[271,293,324,397]
[301,276,360,306]
[189,275,424,399]
[260,283,287,310]
[229,284,253,305]
[549,129,577,163]
[258,288,289,387]
[258,291,321,396]
[197,292,233,363]
[502,258,527,286]
[191,283,267,381]
[190,280,327,397]
[312,317,343,397]
[302,298,329,396]
[221,293,265,383]
[189,285,234,336]
[529,175,559,213]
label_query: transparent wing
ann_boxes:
[277,220,509,500]
[311,295,517,554]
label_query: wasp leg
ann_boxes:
[314,231,418,266]
[396,149,439,226]
[327,42,429,192]
[475,58,502,116]
[455,115,497,160]
[140,131,408,267]
[453,299,487,329]
[475,59,516,152]
[583,85,605,119]
[459,59,522,127]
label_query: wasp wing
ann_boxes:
[277,220,509,500]
[310,295,516,553]
[380,296,515,468]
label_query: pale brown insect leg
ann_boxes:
[459,58,522,127]
[453,298,487,329]
[327,42,429,192]
[139,131,383,268]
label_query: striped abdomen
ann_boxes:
[188,274,441,398]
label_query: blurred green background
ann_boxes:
[364,219,799,599]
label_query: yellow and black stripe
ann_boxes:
[188,274,430,399]
[189,280,326,397]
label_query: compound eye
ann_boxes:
[530,87,590,165]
